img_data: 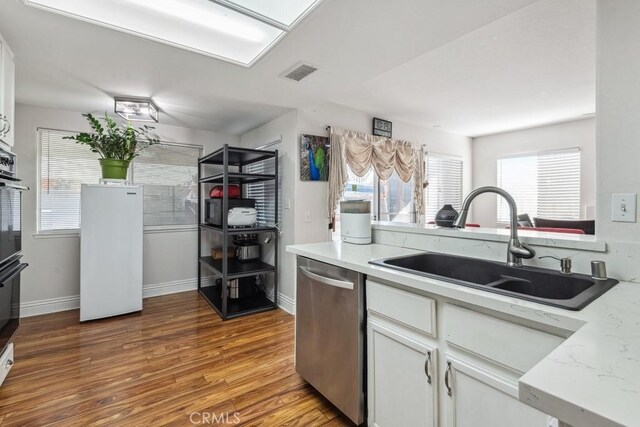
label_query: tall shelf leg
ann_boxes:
[197,146,202,295]
[221,144,229,319]
[274,149,279,309]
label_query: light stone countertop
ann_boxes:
[286,241,640,427]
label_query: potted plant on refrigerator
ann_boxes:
[64,113,159,180]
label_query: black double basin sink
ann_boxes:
[369,252,618,310]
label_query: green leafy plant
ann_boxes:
[64,113,159,161]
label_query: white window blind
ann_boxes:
[425,155,463,221]
[38,128,201,231]
[245,142,281,225]
[131,144,201,227]
[379,172,414,223]
[39,129,102,231]
[496,148,580,222]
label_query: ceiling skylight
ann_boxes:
[214,0,323,29]
[24,0,323,66]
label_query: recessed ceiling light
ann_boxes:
[24,0,323,66]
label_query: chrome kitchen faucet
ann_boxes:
[453,186,535,267]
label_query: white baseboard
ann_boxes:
[277,292,295,315]
[20,295,80,318]
[142,277,197,298]
[20,277,199,318]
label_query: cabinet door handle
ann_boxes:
[424,350,432,384]
[445,360,453,396]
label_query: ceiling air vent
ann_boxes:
[282,62,318,82]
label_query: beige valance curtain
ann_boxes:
[328,127,425,228]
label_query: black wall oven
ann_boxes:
[0,147,27,354]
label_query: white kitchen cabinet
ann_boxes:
[444,303,564,374]
[0,34,15,148]
[367,319,437,427]
[443,355,555,427]
[365,279,561,427]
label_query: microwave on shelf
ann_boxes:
[204,198,256,227]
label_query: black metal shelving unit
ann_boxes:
[197,144,278,320]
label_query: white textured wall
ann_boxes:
[238,102,472,308]
[239,110,298,311]
[472,118,596,227]
[14,104,239,308]
[596,0,640,243]
[297,101,473,231]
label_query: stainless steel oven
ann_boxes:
[0,147,27,355]
[0,260,26,350]
[0,182,24,267]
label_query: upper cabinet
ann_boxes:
[0,34,15,148]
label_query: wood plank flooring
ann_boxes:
[0,291,354,426]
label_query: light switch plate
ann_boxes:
[611,193,637,222]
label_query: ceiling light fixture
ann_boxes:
[114,97,159,123]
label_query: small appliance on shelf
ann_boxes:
[204,199,257,226]
[205,184,258,227]
[232,234,260,262]
[228,207,257,227]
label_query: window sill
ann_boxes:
[33,231,80,239]
[33,225,198,239]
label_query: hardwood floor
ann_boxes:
[0,291,354,426]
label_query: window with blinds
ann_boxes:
[131,144,201,227]
[496,148,581,222]
[379,172,414,223]
[425,155,463,221]
[39,129,102,231]
[38,128,201,231]
[245,143,281,226]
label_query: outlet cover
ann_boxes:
[611,193,637,222]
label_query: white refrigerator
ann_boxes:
[80,184,143,321]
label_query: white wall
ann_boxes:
[472,118,596,227]
[596,0,640,243]
[239,110,298,312]
[14,104,239,314]
[297,101,473,231]
[238,102,472,310]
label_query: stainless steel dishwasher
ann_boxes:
[296,256,365,425]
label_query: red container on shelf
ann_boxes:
[209,185,241,199]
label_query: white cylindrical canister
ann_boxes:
[340,200,372,244]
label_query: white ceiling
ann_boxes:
[334,0,596,137]
[0,0,593,137]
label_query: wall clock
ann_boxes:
[373,117,392,138]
